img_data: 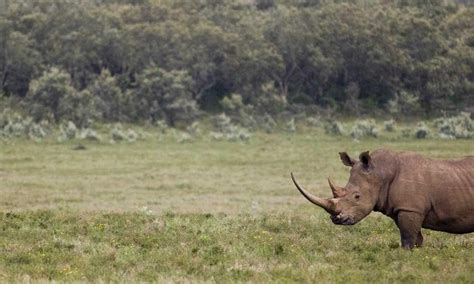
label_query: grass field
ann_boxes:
[0,128,473,282]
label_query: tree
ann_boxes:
[135,67,198,126]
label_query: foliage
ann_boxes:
[415,122,431,139]
[350,120,379,139]
[88,69,129,122]
[434,112,474,139]
[27,67,77,123]
[134,67,199,126]
[110,124,138,143]
[2,0,472,118]
[211,113,251,142]
[384,119,396,132]
[324,120,345,136]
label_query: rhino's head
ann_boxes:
[292,151,382,225]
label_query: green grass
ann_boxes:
[0,128,473,282]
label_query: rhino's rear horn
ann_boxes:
[328,178,347,198]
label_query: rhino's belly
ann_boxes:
[422,210,474,234]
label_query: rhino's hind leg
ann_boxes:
[397,211,424,249]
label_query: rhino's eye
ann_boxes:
[354,194,361,200]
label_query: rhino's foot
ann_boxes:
[416,232,424,247]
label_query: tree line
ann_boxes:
[1,0,473,126]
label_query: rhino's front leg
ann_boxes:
[396,211,424,249]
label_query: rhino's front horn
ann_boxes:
[291,173,339,215]
[328,178,347,198]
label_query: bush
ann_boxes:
[79,128,101,142]
[0,110,50,141]
[387,91,421,116]
[177,132,193,143]
[383,119,396,132]
[306,117,321,128]
[27,67,77,123]
[257,114,277,133]
[414,122,430,139]
[324,121,344,136]
[286,118,296,133]
[88,69,130,122]
[350,120,379,139]
[186,121,201,138]
[433,112,474,139]
[220,94,245,114]
[135,67,199,126]
[57,90,98,128]
[250,82,287,116]
[58,121,78,141]
[210,113,251,142]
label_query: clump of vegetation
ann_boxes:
[251,82,287,116]
[186,121,201,138]
[58,121,78,141]
[177,132,193,143]
[415,122,431,139]
[0,110,50,141]
[350,120,379,139]
[211,113,251,142]
[384,119,396,132]
[306,117,321,128]
[110,124,137,143]
[220,94,257,130]
[135,67,199,126]
[257,114,277,133]
[324,121,345,136]
[286,118,296,133]
[78,128,101,142]
[434,112,474,139]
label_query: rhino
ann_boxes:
[291,149,474,249]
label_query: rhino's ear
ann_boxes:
[339,152,355,167]
[359,151,372,170]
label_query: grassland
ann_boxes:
[0,128,473,282]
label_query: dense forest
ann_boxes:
[0,0,473,127]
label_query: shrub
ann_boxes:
[210,113,251,142]
[383,119,396,132]
[258,114,277,133]
[28,123,47,141]
[220,94,245,114]
[27,67,77,123]
[306,117,321,128]
[324,121,344,136]
[286,118,296,132]
[111,124,126,142]
[177,132,193,143]
[250,82,287,115]
[350,120,378,139]
[155,120,169,134]
[79,128,101,142]
[186,121,201,138]
[135,67,199,126]
[57,90,98,128]
[414,122,430,139]
[110,124,138,143]
[88,69,129,122]
[387,91,421,116]
[58,121,78,141]
[433,112,474,139]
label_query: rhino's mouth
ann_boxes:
[331,214,355,225]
